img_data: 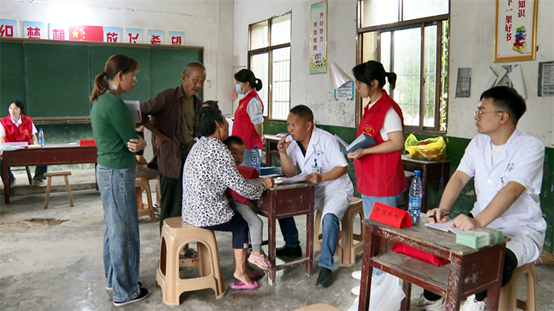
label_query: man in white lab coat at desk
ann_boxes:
[276,105,353,288]
[423,86,546,311]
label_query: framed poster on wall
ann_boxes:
[310,1,327,74]
[495,0,538,62]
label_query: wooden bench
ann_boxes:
[43,171,73,208]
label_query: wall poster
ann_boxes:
[310,1,327,74]
[495,0,538,62]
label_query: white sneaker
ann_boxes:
[351,285,360,296]
[415,294,446,311]
[351,270,362,280]
[461,295,486,311]
[32,179,46,187]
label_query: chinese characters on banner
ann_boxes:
[23,21,45,39]
[310,1,327,74]
[126,28,143,44]
[103,27,121,43]
[495,0,537,62]
[169,31,184,46]
[49,23,68,40]
[148,30,164,45]
[0,19,17,38]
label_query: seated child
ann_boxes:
[223,136,271,271]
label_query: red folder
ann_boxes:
[237,165,259,179]
[369,202,412,228]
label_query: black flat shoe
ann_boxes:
[276,245,302,258]
[316,268,333,288]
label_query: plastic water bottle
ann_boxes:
[408,170,423,225]
[251,145,261,176]
[38,128,44,146]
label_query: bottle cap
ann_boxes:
[39,128,43,131]
[254,145,259,150]
[414,170,421,176]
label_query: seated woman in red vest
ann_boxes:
[0,99,48,187]
[232,69,265,166]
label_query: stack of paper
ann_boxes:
[335,133,376,155]
[455,228,504,249]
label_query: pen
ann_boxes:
[426,212,450,221]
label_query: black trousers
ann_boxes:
[159,170,183,232]
[0,157,47,182]
[202,213,249,249]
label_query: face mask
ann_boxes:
[235,84,244,95]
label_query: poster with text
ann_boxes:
[148,30,164,45]
[0,19,17,38]
[23,21,45,39]
[49,23,68,40]
[169,31,184,45]
[495,0,537,62]
[310,1,327,74]
[104,27,121,43]
[126,28,143,44]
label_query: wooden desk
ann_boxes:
[1,145,97,204]
[402,155,450,212]
[263,134,282,167]
[257,182,315,285]
[358,217,506,311]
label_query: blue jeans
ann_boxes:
[361,193,402,276]
[319,213,340,270]
[97,165,140,302]
[278,217,300,248]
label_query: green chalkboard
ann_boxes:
[0,39,203,120]
[25,43,90,117]
[0,42,25,114]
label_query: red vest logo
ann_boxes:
[363,124,375,136]
[23,129,30,136]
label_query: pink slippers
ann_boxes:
[230,281,260,290]
[248,252,272,270]
[249,269,265,279]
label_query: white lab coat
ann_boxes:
[457,129,546,266]
[285,127,354,219]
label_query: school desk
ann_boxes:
[358,217,507,311]
[257,182,315,285]
[1,145,98,204]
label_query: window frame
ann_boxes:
[356,1,450,134]
[247,12,292,121]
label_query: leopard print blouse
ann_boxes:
[181,136,265,227]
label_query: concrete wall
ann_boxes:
[234,0,358,127]
[0,0,236,115]
[448,0,554,147]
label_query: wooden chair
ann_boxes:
[498,262,536,311]
[44,171,73,208]
[135,177,155,221]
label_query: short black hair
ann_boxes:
[9,99,24,111]
[202,100,219,109]
[194,106,224,137]
[182,61,206,75]
[480,86,526,125]
[289,105,314,123]
[223,136,245,148]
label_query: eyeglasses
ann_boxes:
[355,81,365,87]
[474,110,504,117]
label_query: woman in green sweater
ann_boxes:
[90,54,148,307]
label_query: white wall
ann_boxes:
[234,0,358,128]
[0,0,235,115]
[448,0,553,147]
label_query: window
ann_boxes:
[357,0,449,132]
[248,12,291,120]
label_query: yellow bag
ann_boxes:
[404,134,447,160]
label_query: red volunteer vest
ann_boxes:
[0,115,34,144]
[232,90,264,149]
[354,90,407,196]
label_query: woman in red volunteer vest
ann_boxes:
[232,69,264,166]
[347,61,407,289]
[0,99,48,187]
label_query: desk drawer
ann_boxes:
[40,151,72,164]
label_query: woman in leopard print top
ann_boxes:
[182,106,274,289]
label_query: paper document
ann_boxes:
[481,67,498,94]
[274,172,310,184]
[508,65,527,99]
[123,100,142,123]
[425,219,464,234]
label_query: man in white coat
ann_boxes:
[422,86,546,311]
[276,105,354,288]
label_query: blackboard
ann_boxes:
[0,39,203,120]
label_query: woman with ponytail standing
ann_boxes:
[348,61,407,294]
[232,69,265,166]
[90,54,149,307]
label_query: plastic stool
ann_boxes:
[313,197,364,267]
[294,303,342,310]
[43,171,73,208]
[498,263,536,311]
[156,217,225,305]
[135,177,155,221]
